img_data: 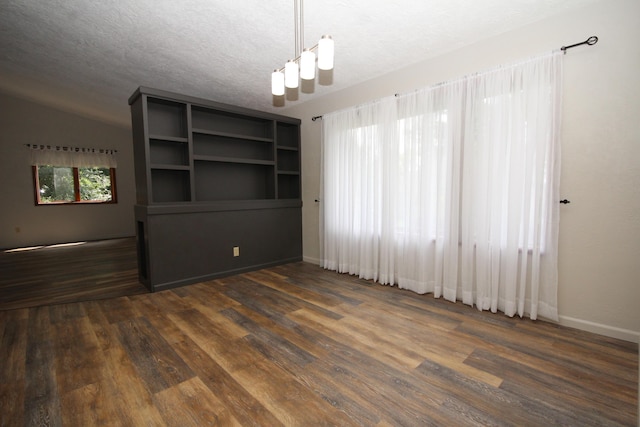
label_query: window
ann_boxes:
[321,51,562,320]
[396,111,449,241]
[27,144,118,205]
[32,165,117,205]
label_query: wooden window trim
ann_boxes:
[110,168,118,203]
[72,167,81,201]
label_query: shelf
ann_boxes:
[133,88,300,206]
[276,145,298,151]
[137,199,302,215]
[193,128,272,143]
[193,155,275,166]
[149,134,188,143]
[150,164,191,171]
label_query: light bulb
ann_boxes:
[317,35,334,71]
[300,49,316,80]
[271,70,285,96]
[284,60,299,89]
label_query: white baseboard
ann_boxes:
[300,256,639,344]
[558,315,640,344]
[302,255,321,265]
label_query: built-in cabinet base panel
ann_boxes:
[135,201,302,292]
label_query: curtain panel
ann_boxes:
[321,51,562,320]
[27,144,118,168]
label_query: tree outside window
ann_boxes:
[33,165,117,204]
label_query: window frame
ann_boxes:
[32,165,118,206]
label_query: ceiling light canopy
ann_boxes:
[271,0,334,98]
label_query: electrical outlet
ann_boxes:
[233,246,240,257]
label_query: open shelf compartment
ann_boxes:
[194,161,275,201]
[147,97,187,138]
[193,132,273,162]
[192,106,274,140]
[151,169,191,203]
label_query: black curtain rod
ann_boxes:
[311,36,599,121]
[560,35,598,53]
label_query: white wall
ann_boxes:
[0,92,136,249]
[283,0,640,342]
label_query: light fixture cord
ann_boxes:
[300,0,304,55]
[293,0,305,58]
[294,0,299,58]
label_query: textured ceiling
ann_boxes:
[0,0,597,127]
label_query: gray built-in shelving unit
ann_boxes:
[129,87,302,291]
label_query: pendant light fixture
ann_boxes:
[271,0,334,97]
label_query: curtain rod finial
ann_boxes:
[561,35,598,53]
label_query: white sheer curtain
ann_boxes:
[28,144,118,168]
[321,51,562,320]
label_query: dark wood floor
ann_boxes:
[0,238,148,311]
[0,245,638,425]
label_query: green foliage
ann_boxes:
[79,168,112,201]
[38,166,74,202]
[38,166,112,203]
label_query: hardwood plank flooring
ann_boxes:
[0,261,637,426]
[0,238,148,311]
